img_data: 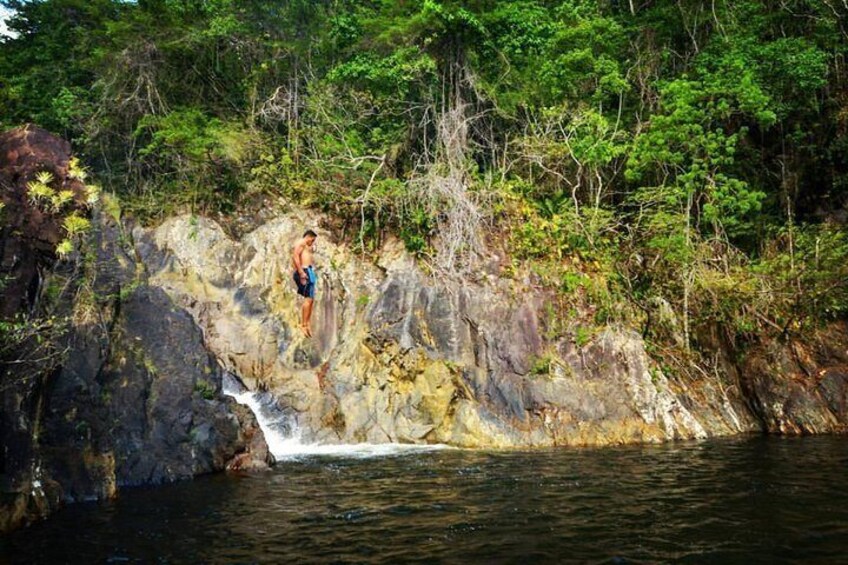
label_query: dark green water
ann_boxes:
[3,436,848,564]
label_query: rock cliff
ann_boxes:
[134,211,847,448]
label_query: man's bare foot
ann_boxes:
[301,324,312,337]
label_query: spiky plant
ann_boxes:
[51,190,75,212]
[84,184,101,206]
[62,213,91,238]
[68,157,88,181]
[35,171,54,185]
[55,239,74,257]
[26,179,55,205]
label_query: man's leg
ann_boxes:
[303,297,314,336]
[301,298,311,335]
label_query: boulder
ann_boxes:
[226,402,275,473]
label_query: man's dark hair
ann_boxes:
[304,229,318,238]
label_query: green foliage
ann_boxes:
[538,9,628,104]
[574,326,592,348]
[627,76,770,239]
[753,224,848,324]
[62,213,91,238]
[55,239,74,257]
[101,192,121,222]
[194,379,216,401]
[399,205,432,255]
[26,178,55,205]
[132,108,254,213]
[2,0,848,363]
[136,109,249,164]
[529,353,554,376]
[24,167,94,258]
[328,48,436,98]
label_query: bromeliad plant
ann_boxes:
[23,158,99,258]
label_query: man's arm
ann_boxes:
[292,241,307,281]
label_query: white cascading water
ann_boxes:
[222,373,447,460]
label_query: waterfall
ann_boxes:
[222,373,448,460]
[221,373,302,458]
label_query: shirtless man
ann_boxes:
[291,229,318,336]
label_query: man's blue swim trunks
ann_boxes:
[293,265,317,298]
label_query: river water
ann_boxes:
[3,436,847,564]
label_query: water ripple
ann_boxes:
[4,436,848,563]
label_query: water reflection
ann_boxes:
[3,436,848,563]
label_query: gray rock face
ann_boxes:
[1,206,257,533]
[42,284,243,490]
[134,211,847,451]
[740,325,848,435]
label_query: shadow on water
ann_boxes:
[3,435,848,564]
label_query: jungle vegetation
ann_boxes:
[2,0,848,371]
